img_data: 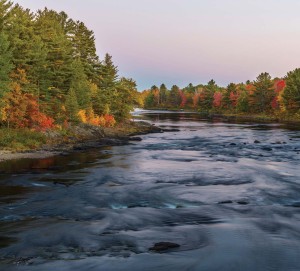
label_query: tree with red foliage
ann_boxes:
[179,90,187,108]
[2,86,54,130]
[213,92,222,107]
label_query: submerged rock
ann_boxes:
[129,137,143,141]
[149,242,180,252]
[218,200,233,204]
[237,201,249,205]
[262,147,272,151]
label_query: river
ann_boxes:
[0,110,300,271]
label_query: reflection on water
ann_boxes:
[0,111,300,271]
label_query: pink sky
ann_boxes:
[16,0,300,90]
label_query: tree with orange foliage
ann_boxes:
[2,84,54,130]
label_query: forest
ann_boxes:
[0,0,140,132]
[142,71,300,119]
[1,0,299,138]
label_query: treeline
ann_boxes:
[0,0,140,130]
[142,70,300,119]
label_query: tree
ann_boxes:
[70,20,100,82]
[236,89,249,113]
[2,86,54,130]
[35,8,74,105]
[198,80,218,111]
[159,84,168,104]
[0,0,13,31]
[222,83,236,110]
[0,32,13,97]
[168,85,181,107]
[252,72,275,112]
[112,77,139,121]
[213,92,222,108]
[65,88,79,122]
[95,53,118,114]
[281,69,300,113]
[70,59,91,110]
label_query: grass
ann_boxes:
[0,128,47,151]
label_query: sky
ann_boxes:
[16,0,300,90]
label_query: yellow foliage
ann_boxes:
[78,109,88,123]
[0,107,7,121]
[277,91,286,112]
[77,108,116,127]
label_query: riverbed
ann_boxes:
[0,110,300,271]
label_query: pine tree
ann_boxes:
[281,68,300,113]
[168,85,181,107]
[236,88,249,113]
[0,0,13,31]
[111,77,138,121]
[70,20,100,81]
[35,9,73,99]
[223,83,236,110]
[159,84,168,105]
[0,32,13,97]
[252,72,275,112]
[65,88,79,122]
[70,59,91,110]
[95,53,118,114]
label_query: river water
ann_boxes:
[0,111,300,271]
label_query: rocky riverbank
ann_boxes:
[0,121,163,162]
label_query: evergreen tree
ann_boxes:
[35,8,73,100]
[252,72,274,112]
[0,32,13,97]
[282,68,300,113]
[223,83,236,110]
[112,77,138,121]
[70,20,100,81]
[70,59,91,110]
[198,80,217,111]
[0,0,12,31]
[236,89,249,113]
[65,88,79,122]
[159,83,168,104]
[95,53,118,114]
[168,85,181,107]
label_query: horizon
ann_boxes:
[16,0,300,90]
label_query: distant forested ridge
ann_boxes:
[0,0,140,130]
[142,71,300,120]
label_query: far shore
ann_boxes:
[143,108,300,125]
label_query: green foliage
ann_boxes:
[112,77,139,121]
[236,89,249,113]
[168,85,181,107]
[65,88,79,122]
[0,1,138,135]
[70,59,91,110]
[0,128,46,150]
[0,32,13,97]
[282,68,300,113]
[159,84,168,104]
[223,83,236,109]
[252,72,275,112]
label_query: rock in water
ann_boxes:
[149,242,180,252]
